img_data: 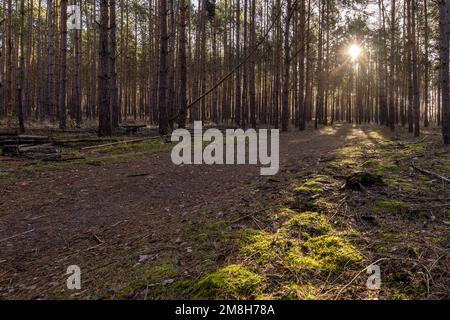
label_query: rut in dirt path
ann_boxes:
[0,125,354,298]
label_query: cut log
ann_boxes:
[20,144,58,154]
[0,129,18,136]
[2,143,60,160]
[0,135,50,146]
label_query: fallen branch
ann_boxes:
[168,0,292,122]
[127,173,151,178]
[334,258,389,300]
[411,162,450,183]
[54,156,86,162]
[81,138,149,150]
[0,229,34,243]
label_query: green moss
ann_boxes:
[403,144,427,155]
[303,235,362,272]
[366,131,391,145]
[386,178,417,192]
[123,261,181,299]
[391,291,412,300]
[280,212,332,240]
[374,162,398,176]
[86,159,105,166]
[0,172,14,183]
[255,294,274,300]
[195,265,265,299]
[143,262,178,284]
[98,140,173,154]
[378,231,402,242]
[271,208,297,222]
[305,198,332,212]
[194,233,209,243]
[293,179,326,195]
[328,158,359,170]
[240,230,278,265]
[372,199,407,214]
[362,159,377,167]
[339,146,364,158]
[430,236,446,246]
[387,281,426,300]
[283,248,321,272]
[282,282,317,300]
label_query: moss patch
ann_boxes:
[195,265,265,299]
[281,282,318,300]
[280,212,332,240]
[293,176,331,195]
[241,230,278,265]
[303,236,362,272]
[372,199,408,214]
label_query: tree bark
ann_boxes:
[177,0,188,128]
[59,0,67,129]
[440,0,449,144]
[158,0,169,135]
[98,0,111,136]
[110,0,119,129]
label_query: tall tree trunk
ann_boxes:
[440,0,449,144]
[47,0,55,120]
[388,0,396,130]
[177,0,188,128]
[298,0,306,130]
[411,0,420,136]
[235,0,241,126]
[98,0,111,136]
[73,0,81,126]
[158,0,169,135]
[110,0,119,129]
[423,0,429,127]
[281,0,291,132]
[249,0,256,128]
[273,0,281,129]
[59,0,67,129]
[315,0,325,128]
[16,0,26,132]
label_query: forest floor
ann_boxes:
[0,123,449,300]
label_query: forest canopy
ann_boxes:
[0,0,449,141]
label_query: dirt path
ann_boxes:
[0,125,381,298]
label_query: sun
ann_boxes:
[348,44,361,60]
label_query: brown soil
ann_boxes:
[0,124,448,299]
